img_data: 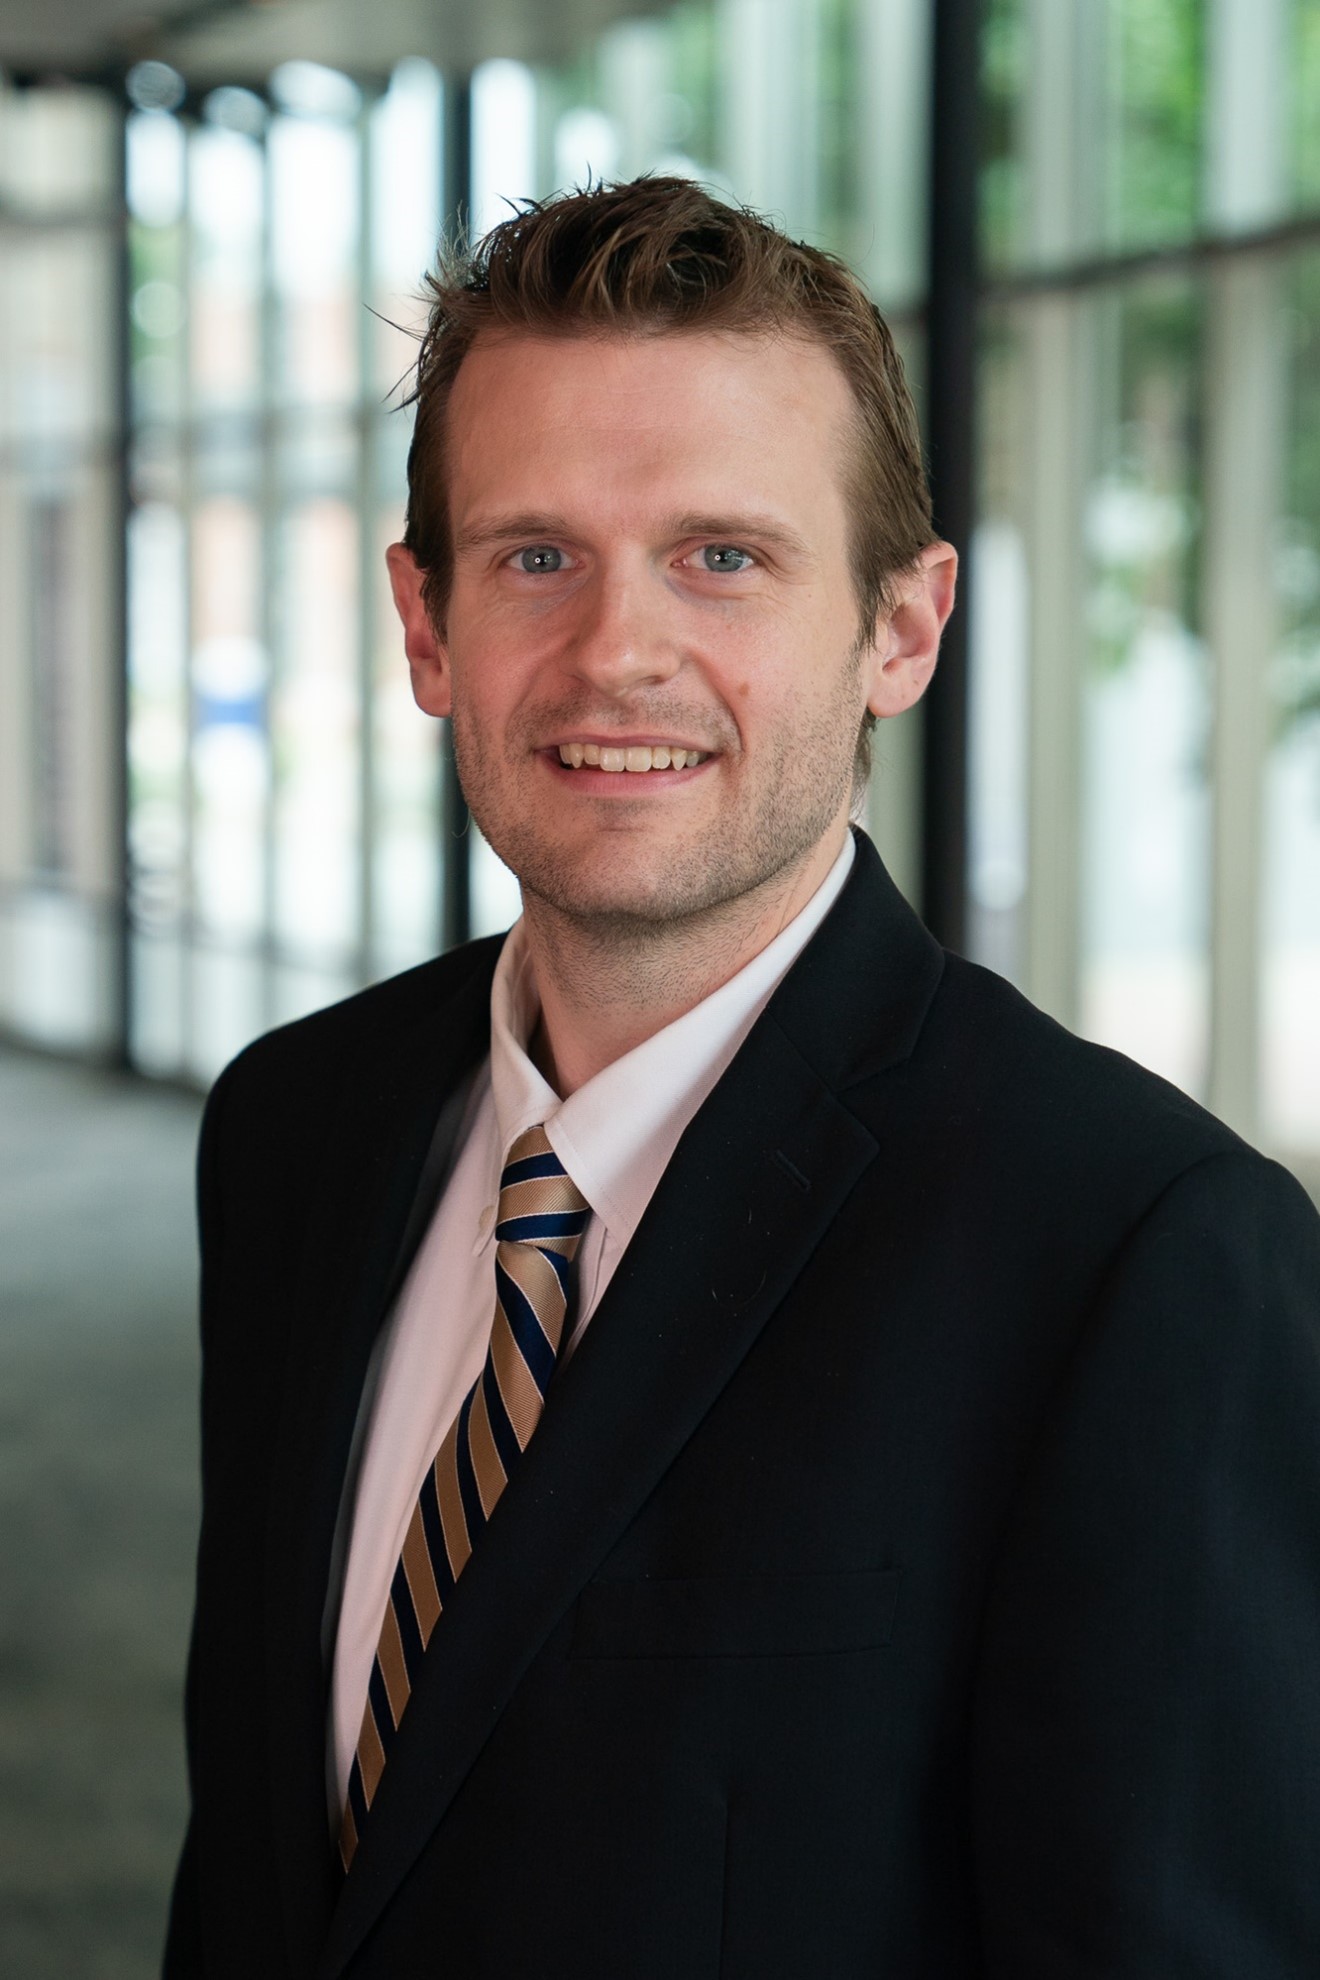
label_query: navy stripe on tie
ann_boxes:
[495,1260,558,1391]
[496,1208,589,1243]
[346,1758,370,1841]
[453,1391,486,1543]
[367,1660,397,1748]
[340,1123,589,1876]
[542,1247,573,1299]
[389,1556,426,1680]
[482,1357,523,1476]
[501,1150,568,1185]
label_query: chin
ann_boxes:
[514,842,791,933]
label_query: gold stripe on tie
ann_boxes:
[400,1514,441,1641]
[339,1124,589,1872]
[490,1306,545,1450]
[467,1379,507,1518]
[375,1604,409,1727]
[434,1436,472,1581]
[357,1707,387,1805]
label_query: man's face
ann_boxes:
[392,327,946,930]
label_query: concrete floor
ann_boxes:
[0,1046,203,1978]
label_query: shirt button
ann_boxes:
[479,1204,495,1234]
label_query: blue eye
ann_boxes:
[700,544,752,573]
[516,545,564,573]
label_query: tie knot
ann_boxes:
[496,1124,589,1254]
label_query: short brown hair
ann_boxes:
[402,177,935,774]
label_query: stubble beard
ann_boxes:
[451,654,867,952]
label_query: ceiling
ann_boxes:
[0,0,658,86]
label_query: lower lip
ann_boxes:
[540,752,713,792]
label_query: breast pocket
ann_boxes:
[569,1568,902,1660]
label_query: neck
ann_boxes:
[523,824,848,1096]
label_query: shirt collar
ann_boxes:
[488,834,856,1249]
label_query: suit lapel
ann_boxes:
[261,946,499,1978]
[318,837,945,1979]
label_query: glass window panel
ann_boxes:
[852,0,929,310]
[278,408,357,501]
[369,61,442,398]
[130,931,186,1075]
[1262,250,1320,1153]
[714,0,823,239]
[6,893,113,1051]
[190,946,266,1084]
[128,499,188,932]
[0,83,120,216]
[369,483,441,974]
[2,231,117,444]
[190,125,263,412]
[271,498,361,957]
[1078,279,1210,1096]
[1290,0,1320,210]
[269,115,360,404]
[270,961,356,1030]
[127,107,184,229]
[191,497,268,941]
[968,307,1030,984]
[472,60,538,233]
[1106,0,1204,251]
[981,0,1027,272]
[470,825,524,939]
[543,6,720,200]
[194,423,262,501]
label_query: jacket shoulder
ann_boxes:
[854,948,1284,1236]
[218,935,501,1093]
[198,935,503,1174]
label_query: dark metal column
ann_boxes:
[921,0,982,953]
[440,70,473,952]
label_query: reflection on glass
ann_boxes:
[1262,253,1320,1152]
[472,60,537,234]
[128,499,188,931]
[269,114,359,403]
[192,497,267,939]
[471,825,524,939]
[968,312,1029,984]
[371,498,441,973]
[981,0,1025,272]
[1106,0,1204,251]
[370,61,442,397]
[5,233,117,442]
[272,498,360,956]
[1079,281,1209,1096]
[2,83,120,214]
[1290,0,1320,210]
[129,110,186,424]
[190,126,263,410]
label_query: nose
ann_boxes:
[561,568,683,696]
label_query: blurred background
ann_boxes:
[0,0,1318,1971]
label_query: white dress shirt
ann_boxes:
[329,835,855,1811]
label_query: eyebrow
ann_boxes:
[453,510,813,562]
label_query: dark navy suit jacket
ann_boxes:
[165,832,1320,1977]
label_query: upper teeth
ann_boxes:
[558,743,708,771]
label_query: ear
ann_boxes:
[386,543,451,719]
[862,540,958,720]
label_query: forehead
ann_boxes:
[443,327,856,527]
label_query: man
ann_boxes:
[165,179,1320,1978]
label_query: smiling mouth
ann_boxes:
[556,743,711,772]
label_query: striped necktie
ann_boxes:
[339,1124,589,1870]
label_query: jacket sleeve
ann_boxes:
[970,1148,1320,1977]
[161,1063,234,1978]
